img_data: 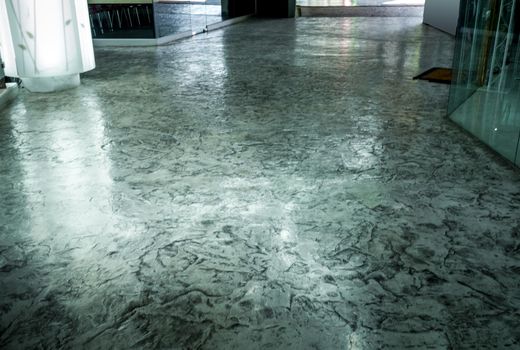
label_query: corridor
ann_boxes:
[0,17,519,349]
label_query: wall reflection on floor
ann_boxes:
[296,0,425,6]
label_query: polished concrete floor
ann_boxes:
[297,0,424,6]
[297,0,424,17]
[1,17,520,350]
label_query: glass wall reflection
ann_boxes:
[88,1,156,39]
[448,0,520,165]
[88,1,241,40]
[204,0,224,27]
[157,0,224,37]
[155,0,194,37]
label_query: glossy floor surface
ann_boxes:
[1,17,520,350]
[297,0,424,6]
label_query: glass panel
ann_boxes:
[206,0,223,27]
[448,0,520,165]
[155,0,193,38]
[88,2,155,39]
[190,0,207,34]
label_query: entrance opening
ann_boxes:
[297,0,425,17]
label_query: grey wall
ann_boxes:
[423,0,461,35]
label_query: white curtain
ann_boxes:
[0,0,95,78]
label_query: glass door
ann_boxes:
[448,0,520,165]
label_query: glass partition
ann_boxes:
[190,1,207,34]
[205,0,224,27]
[448,0,520,165]
[155,0,193,37]
[88,1,156,38]
[88,1,254,41]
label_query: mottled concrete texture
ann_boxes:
[299,6,424,17]
[297,0,425,17]
[1,17,519,350]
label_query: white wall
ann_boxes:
[423,0,461,35]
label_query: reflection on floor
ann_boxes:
[297,0,425,17]
[299,6,424,16]
[1,17,519,350]
[297,0,425,6]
